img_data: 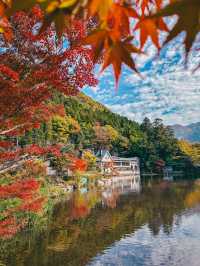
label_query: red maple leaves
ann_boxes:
[0,6,97,138]
[81,0,169,84]
[0,179,40,199]
[0,177,44,239]
[0,0,199,85]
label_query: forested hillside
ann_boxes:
[19,93,183,170]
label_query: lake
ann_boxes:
[1,175,200,266]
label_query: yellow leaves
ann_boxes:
[89,0,113,20]
[45,1,59,13]
[38,0,79,37]
[59,0,77,9]
[45,0,77,14]
[178,140,200,166]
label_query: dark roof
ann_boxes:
[96,150,111,159]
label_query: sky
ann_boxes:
[84,34,200,126]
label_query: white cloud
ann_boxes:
[108,70,200,125]
[84,35,200,126]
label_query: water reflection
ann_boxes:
[101,175,141,208]
[89,214,200,266]
[1,176,200,266]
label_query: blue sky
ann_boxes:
[84,35,200,126]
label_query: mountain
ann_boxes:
[171,122,200,143]
[20,93,181,170]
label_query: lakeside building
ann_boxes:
[96,150,140,176]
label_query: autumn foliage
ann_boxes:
[0,6,96,137]
[0,0,198,86]
[0,4,97,174]
[69,157,88,172]
[0,176,44,239]
[0,0,198,152]
[0,0,199,239]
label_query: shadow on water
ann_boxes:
[1,172,200,266]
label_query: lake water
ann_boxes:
[1,175,200,266]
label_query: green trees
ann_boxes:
[19,93,184,170]
[138,118,180,169]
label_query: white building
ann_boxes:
[96,150,140,176]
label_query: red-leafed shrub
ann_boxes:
[0,175,44,239]
[0,217,27,240]
[20,197,45,212]
[69,157,88,173]
[0,178,40,200]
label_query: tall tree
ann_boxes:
[0,7,97,163]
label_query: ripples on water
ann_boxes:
[1,175,200,266]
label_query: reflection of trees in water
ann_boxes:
[0,181,197,266]
[185,182,200,208]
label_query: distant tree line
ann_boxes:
[18,93,197,171]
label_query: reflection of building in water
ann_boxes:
[163,166,173,181]
[96,150,140,176]
[100,175,141,208]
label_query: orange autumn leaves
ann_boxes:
[82,0,168,84]
[0,0,199,84]
[0,0,12,41]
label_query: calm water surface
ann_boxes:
[1,175,200,266]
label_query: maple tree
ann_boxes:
[0,6,97,165]
[0,6,96,135]
[0,0,198,86]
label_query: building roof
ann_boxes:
[96,150,113,162]
[96,150,139,163]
